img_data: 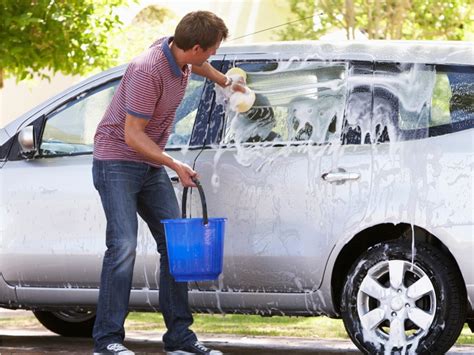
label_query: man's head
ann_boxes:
[174,11,228,65]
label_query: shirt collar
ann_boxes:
[162,36,184,77]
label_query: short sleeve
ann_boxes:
[125,69,160,119]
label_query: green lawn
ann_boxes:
[0,311,471,345]
[126,313,474,345]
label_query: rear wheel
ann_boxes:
[33,310,95,337]
[341,241,466,354]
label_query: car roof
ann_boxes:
[218,40,474,66]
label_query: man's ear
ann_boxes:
[191,44,201,53]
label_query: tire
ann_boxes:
[340,241,466,354]
[33,310,95,337]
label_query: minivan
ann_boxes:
[0,40,473,354]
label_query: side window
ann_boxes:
[342,62,374,145]
[40,80,119,156]
[366,63,433,143]
[395,64,434,135]
[431,65,474,131]
[371,63,473,142]
[166,73,205,147]
[220,60,348,145]
[431,70,453,126]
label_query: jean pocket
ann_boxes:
[92,161,102,191]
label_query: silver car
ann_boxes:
[0,40,473,354]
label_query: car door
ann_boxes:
[0,71,209,291]
[192,54,375,294]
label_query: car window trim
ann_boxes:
[35,79,121,159]
[47,79,120,119]
[188,57,226,148]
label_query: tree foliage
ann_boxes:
[278,0,474,41]
[0,0,130,88]
[114,5,176,64]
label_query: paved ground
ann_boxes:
[0,329,359,354]
[1,310,473,354]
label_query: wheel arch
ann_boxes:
[330,222,467,315]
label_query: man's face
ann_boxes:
[192,41,221,66]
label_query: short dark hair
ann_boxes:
[174,11,228,51]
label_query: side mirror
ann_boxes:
[18,126,37,156]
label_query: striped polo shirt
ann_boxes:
[93,36,191,167]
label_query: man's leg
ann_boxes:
[137,166,197,349]
[92,160,145,351]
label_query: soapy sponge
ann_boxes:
[225,67,256,113]
[229,90,256,113]
[226,67,248,81]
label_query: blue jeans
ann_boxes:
[92,159,196,351]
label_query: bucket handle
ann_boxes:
[182,177,208,225]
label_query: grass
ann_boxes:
[458,325,474,345]
[0,314,43,328]
[126,313,350,339]
[126,312,474,345]
[0,312,472,345]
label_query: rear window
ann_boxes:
[399,65,473,132]
[430,65,474,133]
[370,63,473,143]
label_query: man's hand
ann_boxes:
[172,160,198,187]
[192,62,247,94]
[230,81,247,94]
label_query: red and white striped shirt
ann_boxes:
[93,36,191,167]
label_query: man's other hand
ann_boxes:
[173,161,197,187]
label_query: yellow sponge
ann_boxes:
[225,67,255,112]
[229,90,256,113]
[226,67,247,81]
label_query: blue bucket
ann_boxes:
[162,178,226,282]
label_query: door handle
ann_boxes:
[170,176,180,184]
[322,169,360,184]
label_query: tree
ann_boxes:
[0,0,131,88]
[114,5,176,65]
[278,0,474,41]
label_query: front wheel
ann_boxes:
[341,241,466,354]
[33,310,95,337]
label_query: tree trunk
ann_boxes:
[387,0,395,39]
[345,0,355,39]
[374,0,381,39]
[0,69,3,89]
[393,0,410,39]
[366,0,373,39]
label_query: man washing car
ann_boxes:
[92,11,244,355]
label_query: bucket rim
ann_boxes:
[161,217,227,223]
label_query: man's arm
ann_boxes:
[124,113,197,187]
[192,62,247,93]
[191,61,228,87]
